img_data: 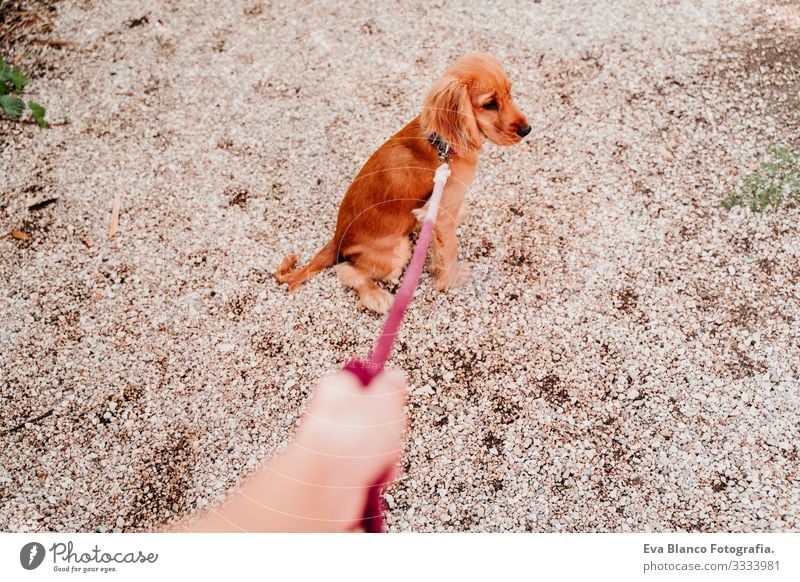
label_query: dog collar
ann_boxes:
[427,133,458,162]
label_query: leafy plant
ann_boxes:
[0,56,49,127]
[722,147,800,212]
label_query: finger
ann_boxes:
[310,371,366,414]
[317,370,365,397]
[370,368,407,405]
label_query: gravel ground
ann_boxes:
[1,0,799,532]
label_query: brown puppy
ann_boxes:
[275,53,530,313]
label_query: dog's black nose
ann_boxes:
[516,125,532,138]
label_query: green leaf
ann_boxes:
[772,147,791,162]
[28,100,50,128]
[10,67,28,92]
[0,82,7,96]
[766,184,781,208]
[0,94,24,118]
[0,57,11,83]
[760,162,779,176]
[743,173,764,192]
[723,147,800,212]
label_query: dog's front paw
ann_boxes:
[434,261,472,290]
[385,270,402,286]
[357,288,394,314]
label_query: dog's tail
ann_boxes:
[275,240,338,292]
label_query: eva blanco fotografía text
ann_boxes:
[643,543,774,557]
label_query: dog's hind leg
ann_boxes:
[338,236,411,313]
[382,237,411,284]
[338,262,394,314]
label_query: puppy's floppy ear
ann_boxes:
[420,75,482,154]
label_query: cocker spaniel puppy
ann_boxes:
[276,53,530,313]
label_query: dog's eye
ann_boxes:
[482,99,498,110]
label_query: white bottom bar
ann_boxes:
[1,533,798,581]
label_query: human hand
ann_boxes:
[186,368,407,532]
[289,368,407,530]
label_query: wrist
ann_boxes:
[270,443,365,530]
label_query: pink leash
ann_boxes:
[343,162,451,532]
